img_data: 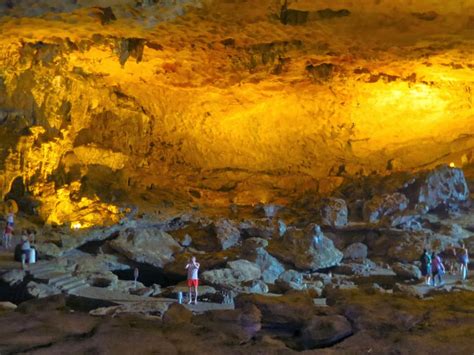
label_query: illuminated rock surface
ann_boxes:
[0,1,473,353]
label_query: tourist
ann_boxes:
[420,249,432,286]
[3,222,13,249]
[6,211,14,228]
[431,252,446,287]
[458,244,469,281]
[185,256,200,304]
[28,229,36,244]
[20,233,31,269]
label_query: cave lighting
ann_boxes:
[71,222,82,230]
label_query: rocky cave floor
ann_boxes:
[0,164,474,354]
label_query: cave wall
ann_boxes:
[0,0,472,224]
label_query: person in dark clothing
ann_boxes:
[420,249,432,285]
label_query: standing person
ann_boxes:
[20,233,31,269]
[185,256,200,304]
[458,244,469,281]
[6,211,14,228]
[3,223,13,249]
[432,252,446,287]
[420,249,432,286]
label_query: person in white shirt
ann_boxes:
[185,256,200,304]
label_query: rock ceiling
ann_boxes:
[0,0,472,226]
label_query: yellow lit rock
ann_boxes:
[0,0,472,224]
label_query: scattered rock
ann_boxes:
[298,315,352,349]
[109,228,182,268]
[162,303,193,325]
[393,283,424,298]
[0,301,17,311]
[268,225,343,271]
[235,292,316,330]
[320,198,348,227]
[193,303,261,342]
[276,270,304,291]
[214,219,241,250]
[0,269,25,286]
[392,262,422,280]
[242,238,285,284]
[201,259,261,290]
[406,165,469,211]
[363,193,409,224]
[26,281,61,299]
[343,242,368,261]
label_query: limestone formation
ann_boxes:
[268,227,343,271]
[109,228,182,268]
[320,198,348,227]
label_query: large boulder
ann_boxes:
[214,219,241,250]
[275,269,304,291]
[298,315,353,349]
[392,262,422,280]
[162,303,193,325]
[242,238,285,284]
[363,193,409,224]
[193,303,261,342]
[26,281,61,299]
[268,225,343,271]
[343,242,368,261]
[109,228,182,268]
[235,292,316,330]
[0,269,25,286]
[407,165,470,210]
[320,198,348,227]
[201,259,261,289]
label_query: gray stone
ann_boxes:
[268,226,343,271]
[363,193,409,224]
[214,219,241,250]
[109,228,182,268]
[392,262,422,280]
[26,281,61,299]
[320,198,348,227]
[0,269,25,286]
[276,270,304,291]
[408,165,469,210]
[201,259,261,289]
[343,242,368,260]
[242,238,285,284]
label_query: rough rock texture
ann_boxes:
[275,269,304,291]
[408,165,470,210]
[299,315,353,350]
[214,219,241,250]
[392,262,422,280]
[0,0,472,226]
[343,242,368,261]
[242,237,285,284]
[201,259,262,290]
[268,227,343,271]
[320,198,348,227]
[109,228,182,268]
[363,193,409,224]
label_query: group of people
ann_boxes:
[1,211,36,269]
[420,244,469,286]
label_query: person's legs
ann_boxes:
[194,282,198,304]
[188,286,192,304]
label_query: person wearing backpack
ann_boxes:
[420,249,432,285]
[432,252,446,287]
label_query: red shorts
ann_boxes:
[187,279,199,287]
